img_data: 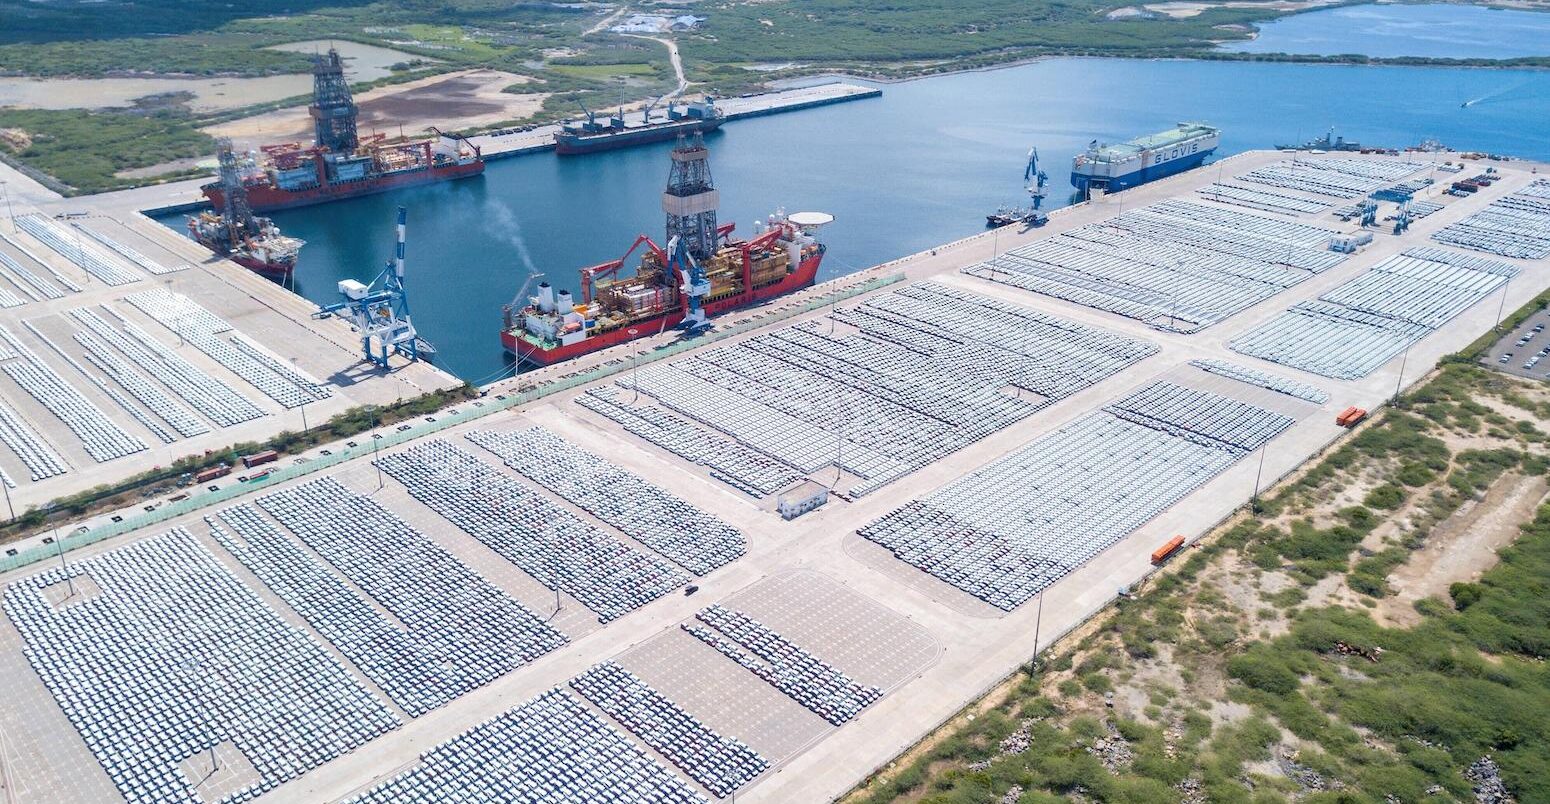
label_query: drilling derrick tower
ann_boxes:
[662,133,720,259]
[215,138,259,238]
[310,48,359,153]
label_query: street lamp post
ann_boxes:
[1030,591,1045,671]
[47,504,74,600]
[372,435,384,490]
[1494,277,1511,331]
[0,180,14,232]
[1251,443,1268,515]
[627,328,640,403]
[1394,341,1411,403]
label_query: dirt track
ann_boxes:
[1377,473,1549,627]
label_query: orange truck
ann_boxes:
[1335,406,1367,428]
[1151,535,1186,565]
[195,464,231,484]
[241,449,279,469]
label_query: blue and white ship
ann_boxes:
[1070,123,1220,193]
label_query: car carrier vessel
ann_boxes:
[200,48,483,213]
[502,134,828,366]
[187,138,304,277]
[1070,122,1220,194]
[554,96,724,155]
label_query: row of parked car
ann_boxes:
[1500,320,1549,372]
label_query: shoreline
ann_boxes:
[773,48,1550,91]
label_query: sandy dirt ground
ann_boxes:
[1142,0,1341,18]
[0,75,314,113]
[0,42,431,114]
[1377,473,1549,627]
[203,69,546,150]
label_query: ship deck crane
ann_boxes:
[313,206,430,368]
[573,98,601,132]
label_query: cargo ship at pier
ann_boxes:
[1070,122,1220,194]
[187,138,304,277]
[503,134,827,366]
[200,49,483,213]
[554,97,724,155]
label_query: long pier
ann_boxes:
[473,81,881,160]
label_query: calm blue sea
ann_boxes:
[157,56,1550,382]
[1223,3,1550,59]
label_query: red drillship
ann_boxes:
[187,138,304,277]
[502,134,830,366]
[199,48,482,214]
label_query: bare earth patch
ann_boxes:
[1143,0,1341,18]
[1377,472,1548,627]
[203,70,547,150]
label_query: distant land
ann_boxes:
[2,0,1549,193]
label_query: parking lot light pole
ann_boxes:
[1252,443,1268,515]
[1394,342,1411,403]
[1030,591,1045,671]
[1494,277,1511,331]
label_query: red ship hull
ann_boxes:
[230,254,295,278]
[503,252,823,366]
[203,160,485,213]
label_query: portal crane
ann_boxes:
[666,234,712,333]
[313,206,430,367]
[1024,147,1049,208]
[1393,201,1413,234]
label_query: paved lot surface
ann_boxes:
[0,150,1546,804]
[1482,305,1550,381]
[0,179,459,525]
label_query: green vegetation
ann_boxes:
[845,298,1550,803]
[680,0,1267,64]
[0,107,212,193]
[4,0,1549,191]
[0,383,480,545]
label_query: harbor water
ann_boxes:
[156,56,1550,383]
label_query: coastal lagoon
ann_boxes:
[158,57,1550,381]
[1224,3,1550,59]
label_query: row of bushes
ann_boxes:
[0,383,479,541]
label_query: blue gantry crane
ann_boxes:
[314,206,432,368]
[667,234,713,333]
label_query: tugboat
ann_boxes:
[188,138,304,277]
[986,207,1047,228]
